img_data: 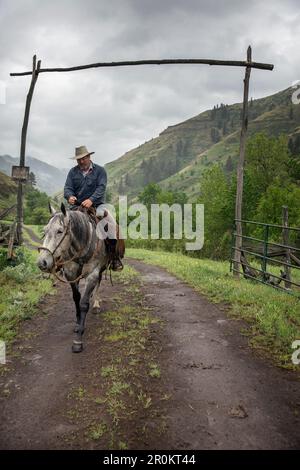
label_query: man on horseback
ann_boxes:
[64,145,123,271]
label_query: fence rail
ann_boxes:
[230,217,300,296]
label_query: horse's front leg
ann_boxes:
[71,282,81,332]
[64,263,81,333]
[72,269,99,353]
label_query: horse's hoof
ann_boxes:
[91,306,101,315]
[74,323,80,333]
[72,341,83,353]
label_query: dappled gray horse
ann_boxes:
[37,203,109,353]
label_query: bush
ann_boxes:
[0,248,8,271]
[2,262,36,283]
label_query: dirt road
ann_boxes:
[0,258,299,449]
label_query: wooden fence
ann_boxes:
[230,213,300,296]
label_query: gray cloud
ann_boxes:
[0,0,299,170]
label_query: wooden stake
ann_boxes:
[234,46,252,277]
[282,206,291,288]
[16,55,41,245]
[290,252,300,266]
[7,222,16,260]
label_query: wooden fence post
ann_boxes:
[282,206,291,288]
[233,45,252,277]
[16,55,41,245]
[7,222,17,260]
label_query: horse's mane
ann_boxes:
[69,209,92,238]
[68,209,97,254]
[47,209,96,257]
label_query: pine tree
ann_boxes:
[28,171,37,187]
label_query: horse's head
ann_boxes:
[37,203,70,272]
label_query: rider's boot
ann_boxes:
[107,239,123,271]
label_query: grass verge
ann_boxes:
[126,248,300,369]
[0,247,54,344]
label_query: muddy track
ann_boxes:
[0,258,299,449]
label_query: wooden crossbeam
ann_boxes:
[10,58,274,76]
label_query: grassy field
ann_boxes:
[0,248,54,344]
[126,248,300,369]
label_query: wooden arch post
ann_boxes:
[233,46,252,277]
[15,55,41,245]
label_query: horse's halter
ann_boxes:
[38,213,70,255]
[38,217,80,269]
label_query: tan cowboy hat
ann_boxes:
[71,145,95,160]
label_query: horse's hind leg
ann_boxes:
[72,270,99,353]
[71,282,81,332]
[91,273,102,314]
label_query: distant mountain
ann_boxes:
[0,155,67,195]
[106,86,300,202]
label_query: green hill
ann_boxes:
[0,171,17,213]
[106,86,300,202]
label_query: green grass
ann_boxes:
[101,365,118,378]
[89,422,108,440]
[244,256,300,287]
[149,363,161,378]
[0,247,54,343]
[126,248,300,369]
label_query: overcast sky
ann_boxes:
[0,0,299,170]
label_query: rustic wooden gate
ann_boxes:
[230,208,300,296]
[10,49,274,276]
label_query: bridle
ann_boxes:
[38,216,88,284]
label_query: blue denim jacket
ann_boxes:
[64,162,107,207]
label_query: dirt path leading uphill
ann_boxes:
[0,258,299,449]
[22,226,41,249]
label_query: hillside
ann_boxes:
[0,155,67,196]
[106,86,300,201]
[0,171,17,212]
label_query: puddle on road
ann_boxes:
[142,273,181,285]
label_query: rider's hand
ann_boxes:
[81,199,93,209]
[68,196,77,205]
